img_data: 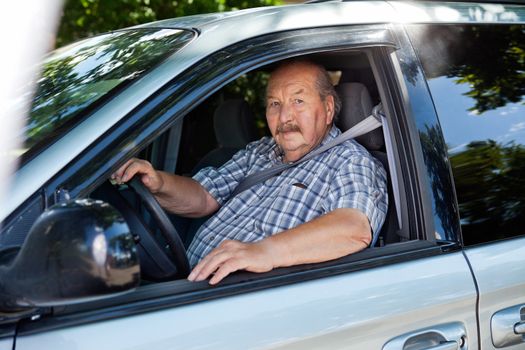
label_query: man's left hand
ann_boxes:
[187,239,277,285]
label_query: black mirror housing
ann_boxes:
[0,199,140,313]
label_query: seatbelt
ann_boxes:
[231,103,384,197]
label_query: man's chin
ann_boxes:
[277,140,302,152]
[279,143,311,162]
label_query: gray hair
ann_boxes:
[314,64,342,119]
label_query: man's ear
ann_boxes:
[324,95,335,125]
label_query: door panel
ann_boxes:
[464,237,525,350]
[16,252,478,350]
[0,339,13,350]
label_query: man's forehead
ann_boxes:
[267,81,310,94]
[269,64,318,83]
[267,68,318,94]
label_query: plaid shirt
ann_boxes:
[187,126,388,267]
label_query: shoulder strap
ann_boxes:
[231,104,384,197]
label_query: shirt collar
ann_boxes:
[267,125,341,164]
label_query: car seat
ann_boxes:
[336,82,400,245]
[182,99,258,247]
[192,99,258,174]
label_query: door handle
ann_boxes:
[383,322,467,350]
[491,304,525,348]
[514,321,525,334]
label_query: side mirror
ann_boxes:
[0,199,140,313]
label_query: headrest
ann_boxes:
[214,99,257,148]
[335,83,384,151]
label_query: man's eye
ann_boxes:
[294,99,304,104]
[269,101,280,107]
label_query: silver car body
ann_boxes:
[3,2,525,350]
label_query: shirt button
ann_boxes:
[208,236,215,242]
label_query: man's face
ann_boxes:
[266,63,334,163]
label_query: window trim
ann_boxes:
[388,23,462,243]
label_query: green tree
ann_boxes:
[26,30,192,159]
[56,0,281,48]
[448,25,525,114]
[55,0,281,138]
[410,23,525,115]
[450,140,525,244]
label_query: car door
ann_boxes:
[404,8,525,349]
[0,338,13,350]
[14,250,476,350]
[7,23,481,350]
[466,239,525,350]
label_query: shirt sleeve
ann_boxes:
[192,140,261,205]
[321,153,389,241]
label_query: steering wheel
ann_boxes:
[102,177,190,280]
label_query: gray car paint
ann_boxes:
[464,237,525,350]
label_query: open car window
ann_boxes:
[88,49,411,286]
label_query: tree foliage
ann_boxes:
[449,140,525,244]
[56,0,281,48]
[411,23,525,115]
[25,29,193,161]
[448,25,525,114]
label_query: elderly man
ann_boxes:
[113,60,388,284]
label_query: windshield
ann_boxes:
[18,28,195,163]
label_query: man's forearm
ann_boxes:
[188,207,372,284]
[154,171,219,218]
[264,208,372,268]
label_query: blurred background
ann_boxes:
[56,0,292,48]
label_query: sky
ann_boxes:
[428,75,525,154]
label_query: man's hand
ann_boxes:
[187,240,277,285]
[112,158,218,218]
[112,158,164,193]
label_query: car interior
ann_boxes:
[92,49,409,284]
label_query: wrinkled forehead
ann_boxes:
[266,64,319,95]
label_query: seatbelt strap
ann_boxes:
[231,104,384,197]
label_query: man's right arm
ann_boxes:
[112,158,219,218]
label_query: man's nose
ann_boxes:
[279,102,293,124]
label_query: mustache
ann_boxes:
[276,123,301,134]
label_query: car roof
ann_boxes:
[132,1,525,32]
[3,0,525,222]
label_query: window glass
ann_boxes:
[17,28,194,163]
[408,24,525,245]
